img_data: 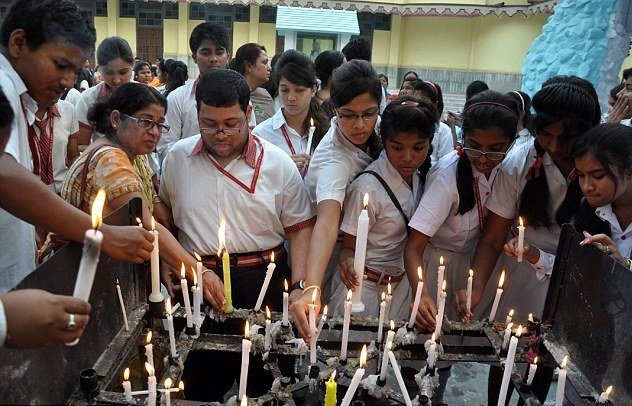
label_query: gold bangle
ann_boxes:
[202,269,214,276]
[302,285,321,297]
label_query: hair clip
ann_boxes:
[401,100,419,106]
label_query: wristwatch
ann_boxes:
[291,279,306,291]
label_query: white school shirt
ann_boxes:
[513,128,534,149]
[595,204,632,265]
[252,108,309,156]
[63,87,82,107]
[159,134,315,255]
[305,117,374,207]
[409,151,498,252]
[430,122,455,166]
[341,151,423,273]
[0,299,6,346]
[0,53,37,293]
[157,79,199,163]
[75,81,108,140]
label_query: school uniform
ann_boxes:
[63,87,82,107]
[252,108,310,156]
[329,151,423,318]
[595,204,632,269]
[513,128,534,149]
[75,81,108,140]
[156,78,199,163]
[159,134,315,310]
[409,151,499,319]
[430,122,455,166]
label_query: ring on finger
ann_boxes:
[605,245,610,254]
[66,313,78,331]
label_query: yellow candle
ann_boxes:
[325,370,337,406]
[218,217,234,313]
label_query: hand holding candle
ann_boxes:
[352,193,370,313]
[408,266,424,329]
[517,217,525,263]
[489,269,505,322]
[340,345,367,406]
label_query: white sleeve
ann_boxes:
[486,162,520,220]
[315,160,352,207]
[157,92,183,163]
[530,249,555,281]
[0,298,7,347]
[408,171,456,237]
[74,91,92,128]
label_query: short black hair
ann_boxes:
[196,69,250,114]
[330,60,382,109]
[97,37,134,67]
[622,67,632,81]
[314,50,345,86]
[189,22,230,55]
[1,0,95,53]
[378,73,388,86]
[466,80,489,100]
[133,61,151,80]
[234,43,266,76]
[341,38,372,62]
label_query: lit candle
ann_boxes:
[165,298,178,358]
[502,323,513,350]
[218,218,234,313]
[180,264,193,329]
[145,331,154,368]
[282,279,289,326]
[255,252,276,311]
[340,345,367,406]
[352,193,370,313]
[377,292,386,342]
[526,356,538,386]
[264,306,272,351]
[505,309,514,326]
[316,305,328,341]
[148,216,163,304]
[309,290,318,364]
[115,278,129,331]
[238,321,252,400]
[437,256,445,304]
[324,370,337,406]
[517,217,525,263]
[307,118,315,154]
[555,356,568,406]
[164,378,173,406]
[194,252,204,300]
[489,269,505,322]
[385,281,393,317]
[122,367,132,402]
[434,280,447,338]
[598,385,613,403]
[408,266,424,329]
[427,333,437,369]
[528,313,534,323]
[497,325,522,406]
[388,345,413,406]
[340,289,353,361]
[379,321,396,381]
[146,362,157,406]
[192,268,201,325]
[466,269,473,313]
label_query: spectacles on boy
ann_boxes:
[200,119,246,136]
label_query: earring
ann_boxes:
[113,124,117,129]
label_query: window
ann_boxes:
[234,5,250,22]
[120,1,136,18]
[164,3,179,19]
[352,12,391,43]
[374,13,391,31]
[260,6,277,23]
[190,3,206,20]
[95,1,108,17]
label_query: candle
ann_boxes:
[408,266,424,329]
[148,216,162,304]
[379,321,396,381]
[385,281,393,317]
[377,293,386,342]
[192,268,201,325]
[526,356,538,386]
[144,331,155,368]
[264,306,272,351]
[388,346,413,406]
[517,217,525,263]
[340,289,353,361]
[122,367,132,402]
[180,264,193,329]
[437,256,445,304]
[352,193,370,313]
[502,323,513,350]
[241,395,248,406]
[282,279,289,326]
[555,356,568,406]
[316,305,328,341]
[466,269,473,313]
[307,118,315,154]
[489,269,505,322]
[255,252,276,311]
[427,333,437,369]
[434,280,447,338]
[598,385,613,403]
[340,345,367,406]
[505,309,514,326]
[309,290,318,364]
[194,252,204,300]
[115,278,129,331]
[146,362,157,406]
[497,325,522,406]
[218,218,234,313]
[165,297,178,357]
[324,370,337,406]
[164,378,173,406]
[238,321,252,400]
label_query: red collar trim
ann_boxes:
[192,77,200,94]
[49,105,60,118]
[99,82,109,97]
[189,134,259,169]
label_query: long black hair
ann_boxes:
[413,80,444,118]
[519,76,601,228]
[164,60,188,97]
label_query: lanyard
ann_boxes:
[205,138,265,194]
[280,124,298,155]
[473,176,485,231]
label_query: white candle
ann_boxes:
[73,189,105,303]
[502,323,513,350]
[434,280,447,339]
[436,256,445,304]
[192,268,201,325]
[164,378,173,406]
[388,348,413,406]
[241,395,248,406]
[466,269,473,313]
[427,333,437,369]
[497,325,522,406]
[517,217,525,263]
[505,309,514,326]
[115,279,129,331]
[489,269,505,322]
[255,252,276,311]
[238,321,252,400]
[385,281,393,317]
[379,325,395,381]
[180,264,193,329]
[309,293,317,364]
[166,298,178,358]
[555,356,568,406]
[341,290,353,361]
[146,362,157,406]
[265,306,272,351]
[149,217,162,304]
[282,279,289,326]
[316,305,328,341]
[408,266,424,329]
[123,368,132,402]
[352,193,370,313]
[526,356,538,386]
[598,385,613,403]
[194,252,204,300]
[145,331,154,368]
[307,118,315,154]
[340,345,367,406]
[377,293,386,342]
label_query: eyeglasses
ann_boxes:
[200,120,246,136]
[461,147,507,161]
[335,109,379,124]
[121,114,170,134]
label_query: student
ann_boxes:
[133,60,152,85]
[290,60,383,339]
[379,73,392,104]
[332,96,435,318]
[341,38,387,114]
[163,60,188,98]
[253,49,329,174]
[158,69,315,311]
[157,22,231,162]
[234,43,274,125]
[399,77,419,97]
[0,0,154,294]
[314,50,346,115]
[507,90,533,148]
[413,80,455,164]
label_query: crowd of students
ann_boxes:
[0,1,631,403]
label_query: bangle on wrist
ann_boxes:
[302,285,321,297]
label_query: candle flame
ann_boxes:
[440,256,444,266]
[136,217,142,225]
[323,304,328,316]
[284,279,288,292]
[146,331,152,344]
[217,216,227,255]
[387,282,392,295]
[469,269,474,278]
[431,333,436,343]
[498,269,506,288]
[516,325,523,337]
[363,193,369,208]
[330,370,336,381]
[166,297,172,314]
[116,278,120,285]
[178,381,184,391]
[194,252,202,262]
[151,216,156,231]
[417,266,422,281]
[123,367,129,381]
[390,320,395,331]
[165,378,172,389]
[442,280,446,292]
[192,267,198,286]
[266,306,271,319]
[347,289,353,301]
[506,322,513,330]
[381,292,386,301]
[533,356,538,364]
[91,189,106,230]
[311,288,317,304]
[245,320,250,339]
[528,313,533,322]
[241,396,248,406]
[519,216,524,227]
[145,362,155,376]
[606,386,613,396]
[180,263,186,279]
[359,345,367,367]
[561,355,568,369]
[310,117,315,127]
[509,309,514,317]
[271,251,275,263]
